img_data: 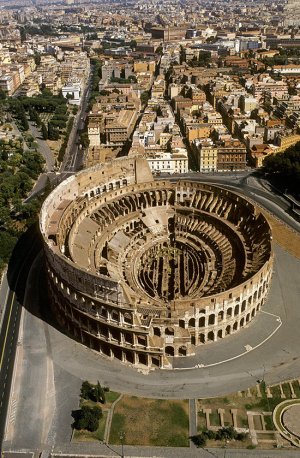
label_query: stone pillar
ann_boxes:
[202,409,211,429]
[218,408,225,427]
[231,409,238,428]
[133,334,137,347]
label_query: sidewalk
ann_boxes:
[35,442,300,458]
[0,268,9,331]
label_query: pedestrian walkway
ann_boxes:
[0,269,8,331]
[4,442,299,458]
[103,394,123,443]
[188,399,197,448]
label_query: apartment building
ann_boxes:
[192,139,218,172]
[217,139,247,171]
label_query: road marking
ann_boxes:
[173,313,283,371]
[0,283,10,323]
[261,310,282,321]
[0,291,15,371]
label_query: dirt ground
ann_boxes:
[261,210,300,259]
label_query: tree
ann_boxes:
[216,426,237,441]
[34,53,41,66]
[129,39,137,50]
[202,429,216,440]
[236,432,248,441]
[0,89,6,101]
[19,111,29,131]
[190,434,207,447]
[206,35,217,43]
[94,381,106,404]
[48,123,59,140]
[41,122,48,140]
[51,119,66,129]
[79,132,90,149]
[0,205,10,226]
[0,231,17,264]
[19,27,26,42]
[288,86,298,96]
[86,32,98,40]
[29,106,41,125]
[140,91,150,105]
[72,405,102,432]
[263,142,300,195]
[80,381,94,400]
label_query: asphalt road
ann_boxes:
[0,289,21,451]
[25,72,92,202]
[60,72,92,173]
[0,227,43,452]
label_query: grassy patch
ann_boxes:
[110,396,189,447]
[292,381,300,398]
[110,412,126,439]
[237,415,249,428]
[282,383,291,398]
[245,403,255,410]
[264,414,275,431]
[223,411,233,427]
[256,432,276,441]
[197,410,207,430]
[270,385,281,399]
[256,396,282,412]
[210,411,221,427]
[73,410,107,442]
[253,415,263,430]
[105,391,121,406]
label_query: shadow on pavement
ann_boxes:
[7,223,43,302]
[6,223,62,334]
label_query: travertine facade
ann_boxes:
[40,157,273,369]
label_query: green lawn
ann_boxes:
[105,391,121,405]
[109,396,189,447]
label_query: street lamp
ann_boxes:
[119,431,125,458]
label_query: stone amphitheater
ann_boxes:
[40,157,274,370]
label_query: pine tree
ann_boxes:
[41,122,48,140]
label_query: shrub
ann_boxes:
[190,434,207,447]
[80,380,94,400]
[236,432,249,441]
[72,405,102,432]
[80,380,107,403]
[202,429,216,440]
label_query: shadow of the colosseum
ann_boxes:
[6,223,64,335]
[7,223,42,303]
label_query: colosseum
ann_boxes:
[40,157,274,369]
